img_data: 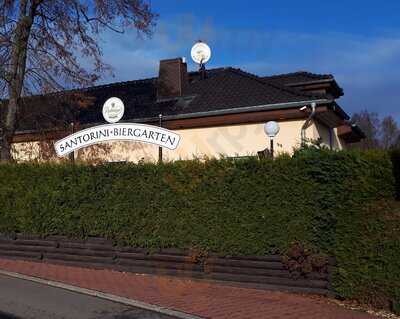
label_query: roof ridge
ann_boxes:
[17,77,158,101]
[188,67,229,75]
[14,67,329,104]
[81,77,157,92]
[227,67,271,85]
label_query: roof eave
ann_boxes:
[287,79,344,97]
[15,98,333,134]
[330,102,350,120]
[96,99,335,126]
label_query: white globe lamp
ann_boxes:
[263,121,280,157]
[264,121,280,137]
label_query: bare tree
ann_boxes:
[11,91,110,162]
[0,0,157,161]
[381,115,399,150]
[351,110,381,150]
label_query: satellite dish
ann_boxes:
[102,97,125,123]
[191,41,211,65]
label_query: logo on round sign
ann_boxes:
[103,97,124,123]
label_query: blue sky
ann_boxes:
[99,0,400,119]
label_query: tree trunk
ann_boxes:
[0,131,13,161]
[0,99,17,161]
[0,0,36,161]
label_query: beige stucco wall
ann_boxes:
[164,119,309,161]
[12,119,345,163]
[313,123,348,150]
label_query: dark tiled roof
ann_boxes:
[184,68,322,113]
[12,68,330,132]
[263,71,344,98]
[263,71,334,86]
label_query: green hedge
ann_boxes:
[333,199,400,310]
[390,149,400,200]
[0,149,398,308]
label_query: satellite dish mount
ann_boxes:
[191,41,211,75]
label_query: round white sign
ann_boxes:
[102,97,124,123]
[191,41,211,64]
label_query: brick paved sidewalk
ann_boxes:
[0,258,377,319]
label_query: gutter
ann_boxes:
[154,99,332,121]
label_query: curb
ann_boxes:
[0,269,205,319]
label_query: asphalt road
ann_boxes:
[0,274,177,319]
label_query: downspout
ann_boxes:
[301,102,317,147]
[328,127,333,150]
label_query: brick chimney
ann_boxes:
[157,58,188,100]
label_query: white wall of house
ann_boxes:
[12,119,345,163]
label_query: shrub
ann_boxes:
[282,241,329,279]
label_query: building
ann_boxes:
[11,57,364,162]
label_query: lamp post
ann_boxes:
[264,121,280,158]
[69,122,75,163]
[158,114,163,163]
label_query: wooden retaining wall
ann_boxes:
[0,234,333,295]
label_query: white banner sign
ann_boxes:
[54,123,181,157]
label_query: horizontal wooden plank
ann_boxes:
[206,265,291,278]
[117,258,203,272]
[44,253,114,265]
[115,247,150,254]
[0,244,44,252]
[0,238,56,247]
[14,239,57,247]
[45,236,85,243]
[86,237,114,245]
[208,254,282,262]
[42,247,115,258]
[0,250,42,259]
[116,252,193,263]
[0,239,14,245]
[58,242,114,251]
[158,248,190,256]
[206,257,285,270]
[15,234,42,240]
